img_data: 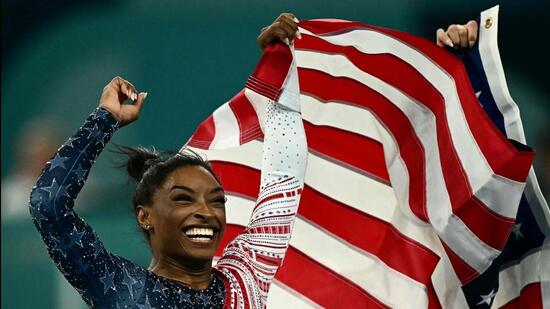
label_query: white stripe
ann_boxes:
[477,6,550,236]
[244,89,268,133]
[478,5,525,143]
[300,94,430,227]
[210,102,240,149]
[225,194,429,309]
[492,242,550,308]
[431,253,469,309]
[295,49,497,272]
[190,141,441,254]
[267,281,320,309]
[298,27,526,222]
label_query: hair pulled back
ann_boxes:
[113,145,220,242]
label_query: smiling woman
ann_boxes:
[114,146,227,273]
[28,14,307,308]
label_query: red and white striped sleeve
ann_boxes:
[214,46,308,309]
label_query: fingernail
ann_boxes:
[469,40,475,48]
[296,30,302,39]
[143,92,148,100]
[445,39,454,48]
[284,38,290,45]
[293,17,299,23]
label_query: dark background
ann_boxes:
[2,1,548,307]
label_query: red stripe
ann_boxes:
[303,120,389,182]
[251,42,293,95]
[366,24,535,183]
[187,114,216,149]
[227,90,263,145]
[218,224,389,309]
[211,161,441,308]
[245,76,281,101]
[499,282,543,309]
[295,35,515,250]
[441,242,478,284]
[298,20,533,183]
[298,68,429,223]
[213,268,233,309]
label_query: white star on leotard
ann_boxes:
[68,226,85,248]
[121,266,138,299]
[71,164,88,183]
[41,178,70,200]
[153,279,169,298]
[137,295,153,309]
[48,153,68,171]
[100,265,116,294]
[50,235,67,258]
[90,238,103,258]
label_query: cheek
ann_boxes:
[154,205,191,230]
[216,207,226,224]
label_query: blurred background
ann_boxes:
[2,0,548,307]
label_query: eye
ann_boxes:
[211,196,227,207]
[173,194,193,203]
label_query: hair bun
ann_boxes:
[114,145,161,182]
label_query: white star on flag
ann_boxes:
[476,289,496,306]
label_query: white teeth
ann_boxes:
[184,227,214,237]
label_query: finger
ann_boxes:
[277,21,297,41]
[257,26,270,49]
[105,76,127,100]
[436,28,453,47]
[279,12,298,24]
[108,76,134,101]
[273,28,290,45]
[457,25,468,48]
[446,25,461,49]
[279,16,298,32]
[121,92,147,121]
[120,79,138,101]
[279,17,300,39]
[133,92,148,112]
[466,20,478,48]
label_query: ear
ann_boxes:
[136,205,153,231]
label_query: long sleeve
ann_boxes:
[215,53,308,309]
[28,108,125,307]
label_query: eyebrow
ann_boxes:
[170,185,225,194]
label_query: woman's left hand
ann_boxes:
[436,20,478,49]
[257,13,301,50]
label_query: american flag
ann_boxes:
[185,6,548,308]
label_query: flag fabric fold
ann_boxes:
[185,5,547,308]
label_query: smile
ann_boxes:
[183,227,216,244]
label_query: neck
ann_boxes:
[148,254,213,290]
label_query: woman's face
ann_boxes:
[146,165,226,265]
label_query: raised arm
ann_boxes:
[215,13,307,308]
[29,77,146,307]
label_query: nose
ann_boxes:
[193,199,214,220]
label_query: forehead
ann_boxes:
[161,165,221,192]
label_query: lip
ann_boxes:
[181,225,219,247]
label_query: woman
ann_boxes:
[29,12,478,308]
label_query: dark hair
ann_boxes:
[113,145,220,242]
